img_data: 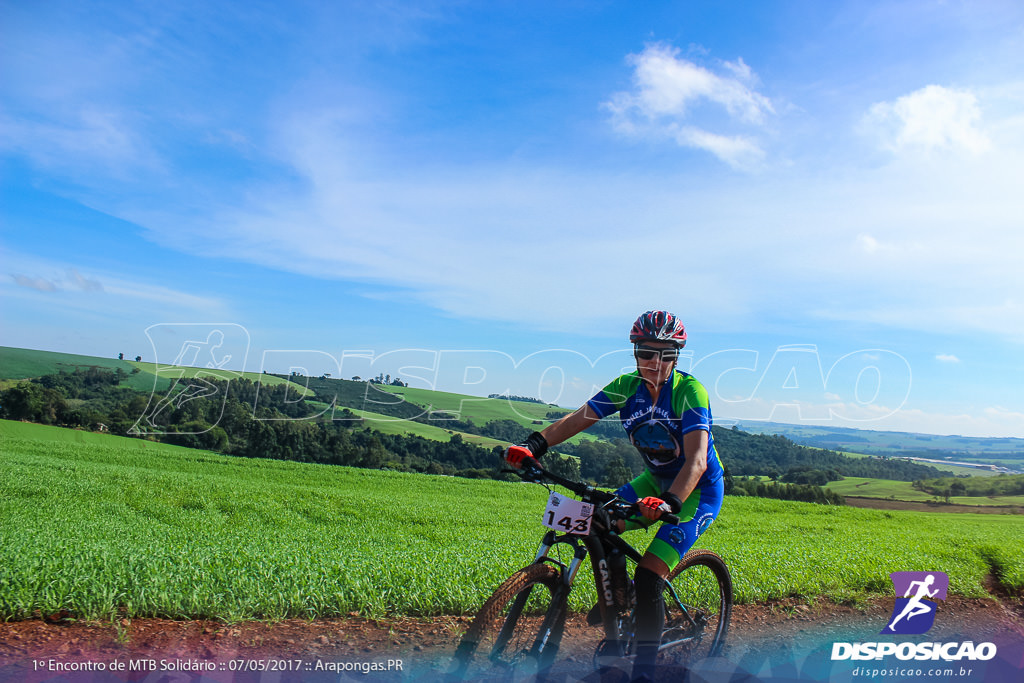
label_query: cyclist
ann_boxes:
[505,310,724,681]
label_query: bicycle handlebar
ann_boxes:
[514,458,681,526]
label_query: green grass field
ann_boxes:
[364,385,601,445]
[378,385,565,427]
[2,420,1021,623]
[302,399,506,449]
[0,346,159,392]
[0,346,313,397]
[128,361,314,396]
[826,477,1024,506]
[345,407,506,449]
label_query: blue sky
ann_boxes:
[2,1,1022,438]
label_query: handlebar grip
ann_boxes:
[624,502,680,525]
[520,458,543,482]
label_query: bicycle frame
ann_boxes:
[527,499,720,659]
[458,462,729,677]
[520,508,651,658]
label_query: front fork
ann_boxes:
[506,531,587,663]
[531,530,588,587]
[531,532,635,647]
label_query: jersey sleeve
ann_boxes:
[672,373,712,435]
[585,372,641,420]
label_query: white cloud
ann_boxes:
[12,275,59,292]
[2,253,224,315]
[68,268,104,292]
[936,354,960,363]
[604,43,774,169]
[10,268,104,294]
[855,233,901,256]
[0,108,155,180]
[671,126,765,169]
[862,85,991,155]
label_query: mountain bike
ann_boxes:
[449,460,732,680]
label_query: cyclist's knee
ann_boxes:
[637,550,670,577]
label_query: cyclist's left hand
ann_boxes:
[638,496,670,520]
[504,444,535,468]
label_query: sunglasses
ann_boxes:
[634,345,679,362]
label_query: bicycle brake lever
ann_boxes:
[520,462,544,482]
[622,502,680,525]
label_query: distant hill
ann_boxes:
[0,346,156,391]
[0,346,311,395]
[0,346,990,489]
[735,420,1024,473]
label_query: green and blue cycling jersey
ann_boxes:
[586,369,724,569]
[586,369,724,486]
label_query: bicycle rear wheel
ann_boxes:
[660,549,732,664]
[450,563,568,680]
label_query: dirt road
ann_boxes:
[2,595,1022,682]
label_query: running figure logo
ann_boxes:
[881,571,949,635]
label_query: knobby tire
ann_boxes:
[450,563,568,680]
[661,548,732,666]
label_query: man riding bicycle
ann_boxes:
[505,310,725,681]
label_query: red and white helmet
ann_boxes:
[629,310,687,347]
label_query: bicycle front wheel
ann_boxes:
[450,563,568,680]
[660,549,732,663]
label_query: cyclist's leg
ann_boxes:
[588,472,663,661]
[633,479,725,680]
[646,479,724,572]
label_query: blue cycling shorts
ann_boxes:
[615,469,724,571]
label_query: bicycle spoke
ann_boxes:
[659,550,732,665]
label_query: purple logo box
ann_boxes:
[882,571,949,635]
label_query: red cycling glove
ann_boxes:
[504,431,549,468]
[638,496,669,520]
[504,444,534,468]
[638,491,683,520]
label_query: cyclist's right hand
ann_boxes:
[638,496,670,520]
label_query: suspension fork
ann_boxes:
[498,531,587,659]
[502,531,589,628]
[531,530,589,586]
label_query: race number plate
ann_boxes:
[542,492,594,535]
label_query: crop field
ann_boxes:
[0,346,313,396]
[127,361,314,396]
[2,420,1022,624]
[378,385,565,427]
[374,386,602,445]
[0,346,157,392]
[826,477,1024,507]
[344,407,506,449]
[302,399,507,449]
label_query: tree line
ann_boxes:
[730,476,846,505]
[912,473,1024,499]
[0,367,948,505]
